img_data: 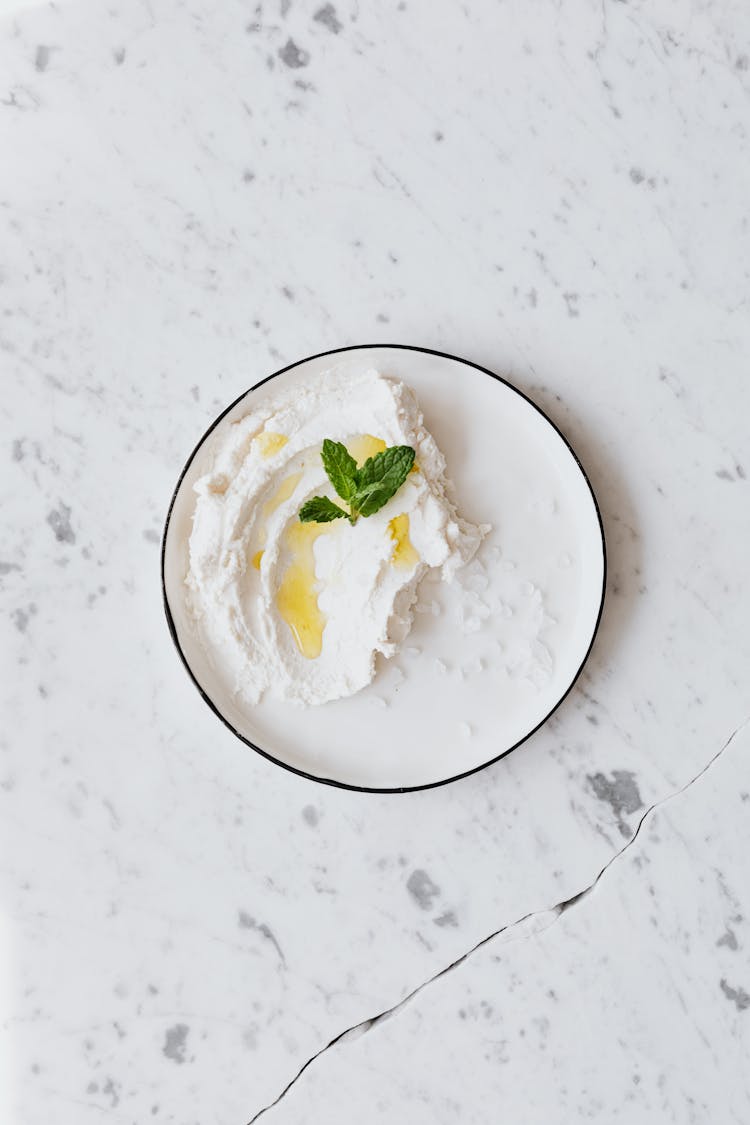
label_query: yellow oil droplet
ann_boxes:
[388,513,419,570]
[255,431,289,458]
[277,521,330,659]
[346,433,386,467]
[263,471,303,518]
[411,461,420,474]
[254,471,303,556]
[252,550,263,570]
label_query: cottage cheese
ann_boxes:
[186,367,488,705]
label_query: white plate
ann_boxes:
[162,345,605,792]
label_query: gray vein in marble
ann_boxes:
[301,804,319,827]
[719,979,750,1011]
[246,715,749,1124]
[46,502,75,545]
[717,926,739,951]
[587,768,643,838]
[33,44,49,72]
[238,911,287,968]
[405,868,440,911]
[434,910,458,929]
[278,38,309,69]
[162,1023,189,1064]
[314,4,342,35]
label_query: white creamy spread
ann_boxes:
[186,367,488,706]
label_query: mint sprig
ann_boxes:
[320,439,358,503]
[299,439,415,525]
[298,496,350,523]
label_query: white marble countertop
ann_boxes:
[1,1,748,1122]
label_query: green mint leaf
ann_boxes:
[350,482,390,518]
[357,444,415,489]
[299,496,349,523]
[320,439,359,503]
[353,445,415,517]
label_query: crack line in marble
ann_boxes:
[245,715,750,1124]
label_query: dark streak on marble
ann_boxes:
[0,561,21,575]
[12,605,36,632]
[103,1077,120,1107]
[278,39,310,69]
[1,86,41,112]
[562,292,580,318]
[12,439,24,461]
[587,770,643,838]
[47,502,75,544]
[629,167,645,184]
[720,978,750,1010]
[301,805,319,827]
[34,45,50,72]
[434,910,458,928]
[103,798,121,829]
[113,47,126,65]
[143,529,160,544]
[162,1023,189,1063]
[314,4,343,34]
[406,869,440,910]
[658,368,684,398]
[717,927,739,951]
[238,911,287,966]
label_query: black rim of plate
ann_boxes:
[161,343,607,794]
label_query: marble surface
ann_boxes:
[0,0,748,1122]
[249,722,750,1125]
